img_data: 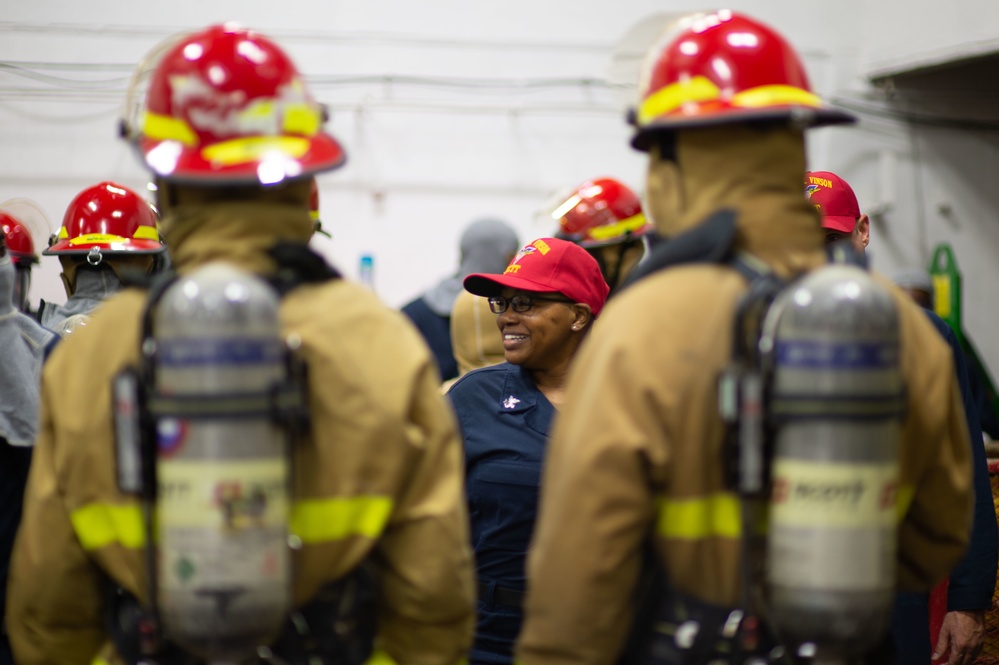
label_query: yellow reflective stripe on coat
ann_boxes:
[657,492,741,540]
[363,648,400,665]
[896,484,915,522]
[72,496,393,551]
[290,495,393,543]
[656,483,915,542]
[71,502,145,551]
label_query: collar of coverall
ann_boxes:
[646,125,827,279]
[161,201,314,276]
[451,290,506,377]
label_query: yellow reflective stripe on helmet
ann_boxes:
[657,492,741,540]
[142,111,198,147]
[58,226,69,239]
[731,84,823,110]
[587,213,648,241]
[133,225,160,241]
[290,495,393,543]
[69,233,128,246]
[71,502,145,551]
[201,136,311,167]
[638,76,720,125]
[283,103,322,137]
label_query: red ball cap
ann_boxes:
[463,237,610,317]
[805,171,860,233]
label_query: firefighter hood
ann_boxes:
[645,125,825,278]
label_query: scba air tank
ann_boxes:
[763,265,904,659]
[153,262,291,661]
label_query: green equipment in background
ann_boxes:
[930,243,999,432]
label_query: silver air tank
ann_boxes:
[763,264,903,662]
[153,262,291,661]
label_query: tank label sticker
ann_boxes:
[770,459,897,527]
[158,459,289,531]
[769,460,897,590]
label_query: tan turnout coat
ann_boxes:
[516,128,973,665]
[7,203,476,665]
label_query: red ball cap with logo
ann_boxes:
[463,237,610,317]
[805,171,860,233]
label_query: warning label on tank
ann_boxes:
[158,458,291,635]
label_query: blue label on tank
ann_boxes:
[158,337,284,367]
[774,340,898,369]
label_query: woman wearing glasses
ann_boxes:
[447,238,609,665]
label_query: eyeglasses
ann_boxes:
[487,294,573,314]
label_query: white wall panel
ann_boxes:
[5,0,999,376]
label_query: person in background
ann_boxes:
[0,227,58,665]
[547,176,653,292]
[441,290,507,392]
[7,24,475,665]
[517,11,973,665]
[811,170,997,665]
[449,237,609,665]
[805,170,869,254]
[36,181,167,335]
[403,218,520,382]
[0,199,51,315]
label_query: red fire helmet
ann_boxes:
[631,10,854,150]
[125,23,346,184]
[548,178,650,248]
[0,199,51,267]
[0,213,38,265]
[45,181,164,257]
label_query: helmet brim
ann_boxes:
[631,105,856,151]
[136,132,347,185]
[44,239,165,255]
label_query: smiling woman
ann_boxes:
[446,237,608,665]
